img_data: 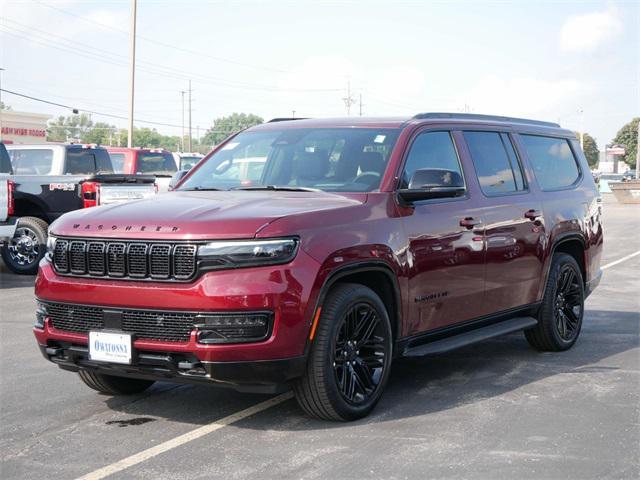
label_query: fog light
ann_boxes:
[35,302,48,329]
[195,312,272,344]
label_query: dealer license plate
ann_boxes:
[89,331,132,365]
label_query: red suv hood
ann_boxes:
[50,191,367,240]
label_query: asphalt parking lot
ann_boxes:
[0,194,638,480]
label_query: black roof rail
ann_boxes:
[268,117,309,123]
[412,112,560,128]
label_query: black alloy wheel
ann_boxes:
[333,302,387,405]
[525,253,584,351]
[554,264,583,342]
[294,283,393,421]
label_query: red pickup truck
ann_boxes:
[107,147,177,192]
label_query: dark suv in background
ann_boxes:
[34,113,603,421]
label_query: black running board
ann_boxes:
[403,316,538,357]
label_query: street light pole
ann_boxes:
[0,68,4,142]
[180,90,185,151]
[127,0,137,148]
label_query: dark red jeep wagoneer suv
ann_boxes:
[35,113,603,421]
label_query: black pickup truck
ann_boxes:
[2,143,157,274]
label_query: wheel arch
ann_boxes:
[309,261,403,346]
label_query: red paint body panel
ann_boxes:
[35,116,603,386]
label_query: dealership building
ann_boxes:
[0,109,51,144]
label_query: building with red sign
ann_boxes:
[0,110,51,144]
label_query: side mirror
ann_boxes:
[168,170,189,191]
[398,168,465,203]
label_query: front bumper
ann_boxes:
[38,341,306,394]
[35,248,322,362]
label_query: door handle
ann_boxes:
[460,217,481,229]
[524,209,542,220]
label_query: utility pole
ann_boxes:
[188,80,192,152]
[342,80,356,116]
[0,68,4,142]
[292,110,296,118]
[636,120,640,179]
[359,93,363,116]
[127,0,137,148]
[579,108,584,150]
[180,90,185,151]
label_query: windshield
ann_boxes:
[136,152,177,176]
[179,156,202,171]
[8,148,54,175]
[179,128,400,192]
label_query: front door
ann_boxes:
[400,130,486,335]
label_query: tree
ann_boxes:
[47,113,93,142]
[612,118,639,170]
[202,113,263,147]
[575,132,599,168]
[0,101,10,110]
[116,127,181,150]
[82,122,117,145]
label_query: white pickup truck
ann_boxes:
[3,143,157,274]
[0,144,17,246]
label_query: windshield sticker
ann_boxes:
[221,142,239,151]
[374,135,386,144]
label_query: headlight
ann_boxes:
[197,238,298,270]
[45,234,57,261]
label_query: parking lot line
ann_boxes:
[601,250,640,270]
[75,392,293,480]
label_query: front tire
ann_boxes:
[78,370,155,395]
[1,216,48,275]
[294,283,393,421]
[525,253,584,351]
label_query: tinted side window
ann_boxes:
[110,153,126,173]
[401,131,463,189]
[65,150,97,175]
[0,145,12,174]
[95,149,114,173]
[520,135,580,190]
[464,131,525,195]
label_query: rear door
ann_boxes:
[461,130,546,313]
[400,129,486,334]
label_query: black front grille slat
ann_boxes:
[87,242,106,275]
[69,241,87,274]
[107,243,126,277]
[53,239,69,273]
[52,239,198,282]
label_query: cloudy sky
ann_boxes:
[1,0,638,146]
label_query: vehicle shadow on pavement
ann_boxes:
[0,266,36,289]
[102,309,638,428]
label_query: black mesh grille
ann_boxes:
[87,242,106,275]
[106,243,126,277]
[53,239,69,273]
[52,239,198,281]
[48,303,103,333]
[127,243,148,278]
[173,245,196,279]
[149,244,171,279]
[69,241,86,274]
[121,310,196,342]
[44,302,196,342]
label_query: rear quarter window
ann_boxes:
[520,135,581,191]
[9,148,54,175]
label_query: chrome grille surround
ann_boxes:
[51,238,199,282]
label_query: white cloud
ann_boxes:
[560,6,622,53]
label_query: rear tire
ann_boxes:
[78,370,155,395]
[525,253,584,351]
[293,283,393,421]
[1,216,48,275]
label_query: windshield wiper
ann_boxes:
[180,186,222,191]
[232,185,320,192]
